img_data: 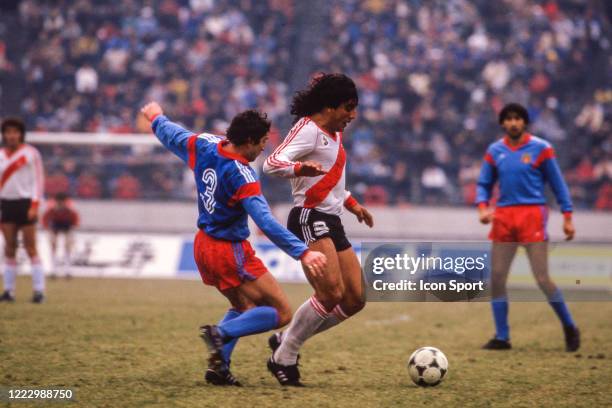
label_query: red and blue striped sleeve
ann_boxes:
[242,195,309,260]
[227,163,308,258]
[475,149,497,206]
[227,161,261,204]
[536,148,573,214]
[151,115,199,169]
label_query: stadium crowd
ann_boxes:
[0,0,610,209]
[310,0,611,210]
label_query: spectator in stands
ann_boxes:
[0,0,608,208]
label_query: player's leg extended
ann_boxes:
[217,271,293,341]
[314,247,365,335]
[22,224,45,301]
[0,223,18,300]
[201,272,292,386]
[273,237,343,366]
[524,242,579,351]
[486,242,518,345]
[217,289,256,366]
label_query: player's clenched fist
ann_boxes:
[478,207,494,224]
[563,218,575,241]
[301,250,327,278]
[141,101,164,123]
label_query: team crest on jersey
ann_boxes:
[521,153,532,164]
[322,137,329,146]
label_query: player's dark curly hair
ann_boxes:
[290,73,359,121]
[1,117,26,143]
[498,103,530,125]
[226,110,271,146]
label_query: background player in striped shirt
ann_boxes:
[0,118,45,304]
[141,101,326,386]
[476,103,580,352]
[263,73,373,385]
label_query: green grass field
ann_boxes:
[1,276,611,408]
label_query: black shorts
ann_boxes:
[287,207,352,252]
[50,223,73,233]
[0,199,36,225]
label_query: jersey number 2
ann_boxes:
[200,169,217,213]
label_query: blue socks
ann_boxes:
[548,289,576,328]
[218,306,279,342]
[490,290,576,342]
[491,297,509,341]
[218,309,242,365]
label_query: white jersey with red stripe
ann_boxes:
[0,144,44,204]
[263,117,352,216]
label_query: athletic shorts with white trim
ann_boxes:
[287,206,351,252]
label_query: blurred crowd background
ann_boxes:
[0,0,610,210]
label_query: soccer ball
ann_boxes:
[407,346,448,387]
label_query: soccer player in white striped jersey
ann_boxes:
[0,118,46,303]
[263,73,374,386]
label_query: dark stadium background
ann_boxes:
[0,0,610,209]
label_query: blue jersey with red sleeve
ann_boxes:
[476,134,573,214]
[151,115,308,260]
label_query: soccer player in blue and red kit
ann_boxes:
[476,103,580,352]
[141,102,327,386]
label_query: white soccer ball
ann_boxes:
[407,346,449,387]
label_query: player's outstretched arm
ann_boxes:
[141,101,195,165]
[263,124,324,178]
[242,195,326,275]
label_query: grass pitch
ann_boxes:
[1,276,611,408]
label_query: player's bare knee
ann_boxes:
[318,288,343,311]
[344,297,366,316]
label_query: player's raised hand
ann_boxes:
[563,218,575,241]
[349,203,374,228]
[478,207,494,224]
[296,161,327,177]
[301,250,327,278]
[140,101,164,123]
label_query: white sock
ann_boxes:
[273,296,328,365]
[63,254,72,277]
[3,259,17,293]
[314,304,349,335]
[51,254,58,274]
[31,257,45,292]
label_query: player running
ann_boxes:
[0,118,45,304]
[42,192,80,279]
[141,102,326,386]
[476,103,580,352]
[263,73,373,386]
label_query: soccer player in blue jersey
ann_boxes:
[141,102,327,386]
[476,103,580,352]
